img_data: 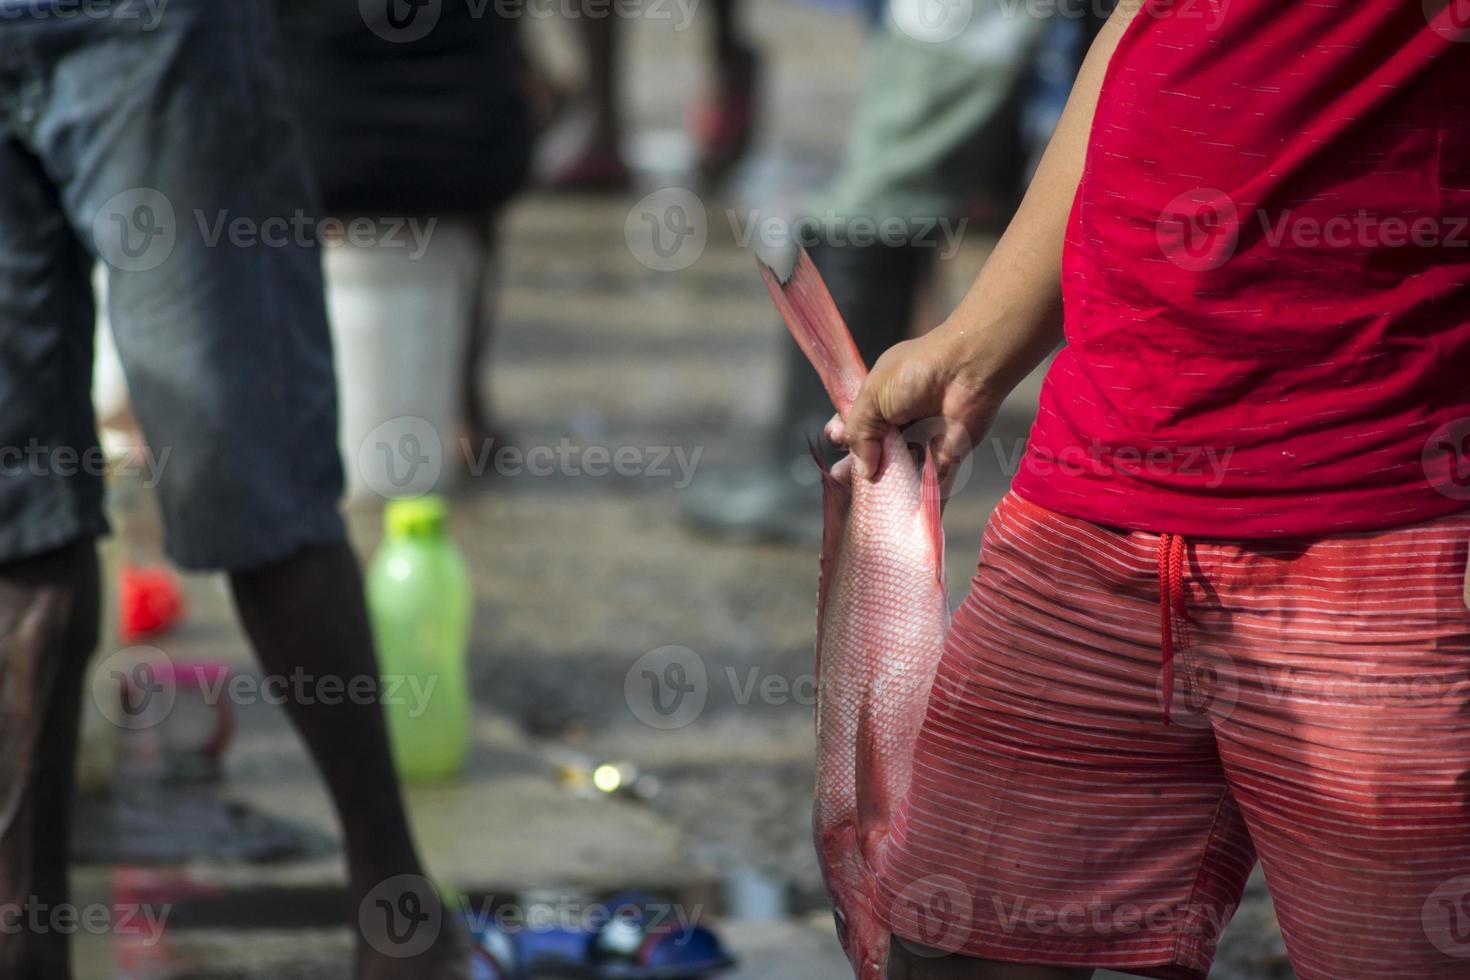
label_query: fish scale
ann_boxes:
[759,250,952,979]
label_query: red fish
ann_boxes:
[759,249,952,979]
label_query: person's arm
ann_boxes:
[830,1,1144,481]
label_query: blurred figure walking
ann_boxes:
[545,0,759,188]
[684,0,1114,542]
[274,0,533,485]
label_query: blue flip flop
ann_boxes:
[466,891,736,980]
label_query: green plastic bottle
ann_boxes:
[367,496,473,781]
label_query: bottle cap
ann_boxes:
[384,496,447,538]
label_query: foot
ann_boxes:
[695,44,760,183]
[542,143,632,192]
[680,459,824,546]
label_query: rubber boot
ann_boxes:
[682,240,930,544]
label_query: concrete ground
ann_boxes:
[67,0,1290,977]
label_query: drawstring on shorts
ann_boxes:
[1157,532,1190,725]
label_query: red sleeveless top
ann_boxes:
[1013,0,1470,537]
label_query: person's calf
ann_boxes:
[886,940,1094,980]
[228,542,473,978]
[0,540,100,980]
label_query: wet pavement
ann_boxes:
[72,0,1289,977]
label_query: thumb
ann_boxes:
[845,378,892,482]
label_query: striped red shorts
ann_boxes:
[874,492,1470,979]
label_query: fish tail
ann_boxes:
[757,248,868,417]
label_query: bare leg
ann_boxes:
[0,541,100,980]
[229,542,470,980]
[888,941,1093,980]
[577,9,620,154]
[460,214,502,461]
[697,0,758,180]
[546,7,632,188]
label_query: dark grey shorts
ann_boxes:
[0,0,345,569]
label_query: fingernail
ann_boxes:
[853,457,868,480]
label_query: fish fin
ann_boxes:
[757,249,868,418]
[921,447,946,592]
[811,439,850,688]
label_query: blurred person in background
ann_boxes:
[273,0,533,460]
[0,1,483,976]
[683,0,1114,543]
[544,0,758,187]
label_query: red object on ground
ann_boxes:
[119,564,185,642]
[1015,0,1470,537]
